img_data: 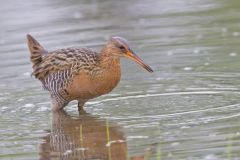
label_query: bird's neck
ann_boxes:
[98,47,120,70]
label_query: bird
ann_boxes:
[26,34,153,111]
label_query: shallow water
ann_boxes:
[1,0,240,159]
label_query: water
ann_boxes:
[1,0,240,159]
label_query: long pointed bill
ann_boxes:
[125,51,153,72]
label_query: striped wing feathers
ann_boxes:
[32,48,99,100]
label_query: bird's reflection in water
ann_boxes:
[39,110,146,160]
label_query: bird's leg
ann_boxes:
[51,95,67,111]
[78,101,86,112]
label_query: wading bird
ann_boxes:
[27,34,153,111]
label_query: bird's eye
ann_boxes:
[119,45,125,51]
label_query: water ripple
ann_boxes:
[88,90,230,105]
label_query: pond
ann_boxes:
[1,0,240,159]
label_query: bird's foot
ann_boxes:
[77,101,86,114]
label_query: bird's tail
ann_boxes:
[26,34,48,68]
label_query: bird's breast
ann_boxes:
[67,64,121,100]
[94,66,121,95]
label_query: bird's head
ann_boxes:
[105,36,153,72]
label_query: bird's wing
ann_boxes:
[32,48,99,98]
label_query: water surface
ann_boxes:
[1,0,240,159]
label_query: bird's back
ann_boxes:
[33,47,100,80]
